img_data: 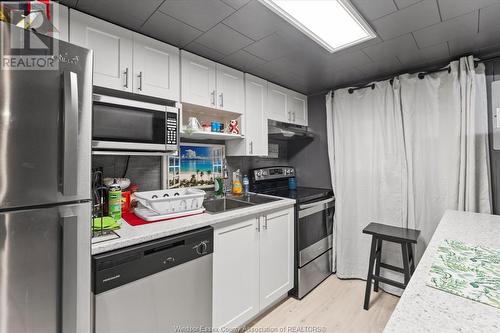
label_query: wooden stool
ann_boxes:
[362,223,420,310]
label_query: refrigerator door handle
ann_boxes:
[62,71,79,196]
[61,215,78,333]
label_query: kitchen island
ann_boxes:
[384,210,500,332]
[92,195,295,254]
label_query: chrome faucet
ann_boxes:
[222,158,229,197]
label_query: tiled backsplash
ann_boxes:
[92,155,162,191]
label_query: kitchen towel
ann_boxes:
[427,239,500,308]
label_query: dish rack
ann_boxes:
[134,188,206,216]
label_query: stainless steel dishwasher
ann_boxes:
[92,227,213,333]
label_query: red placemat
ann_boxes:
[122,211,205,226]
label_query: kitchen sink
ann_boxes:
[203,198,254,213]
[228,194,280,205]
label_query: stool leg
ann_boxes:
[401,242,411,287]
[374,238,382,292]
[364,236,377,310]
[407,243,415,275]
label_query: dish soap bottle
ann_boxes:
[243,175,249,194]
[232,169,242,194]
[108,179,122,221]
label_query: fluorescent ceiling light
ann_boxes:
[259,0,376,53]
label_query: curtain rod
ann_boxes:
[343,54,500,94]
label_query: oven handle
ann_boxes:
[298,197,335,219]
[299,197,334,210]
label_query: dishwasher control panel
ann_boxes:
[92,226,213,294]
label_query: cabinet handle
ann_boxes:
[211,90,216,106]
[293,112,296,122]
[256,218,261,232]
[138,71,143,91]
[123,68,129,88]
[219,93,224,108]
[263,216,268,230]
[249,141,253,154]
[288,111,291,121]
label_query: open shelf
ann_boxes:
[180,131,243,141]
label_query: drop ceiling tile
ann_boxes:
[184,42,226,61]
[439,0,500,20]
[221,0,251,10]
[394,0,424,10]
[357,56,404,77]
[363,34,418,62]
[372,0,441,40]
[327,50,374,68]
[223,0,289,40]
[244,33,297,61]
[195,23,254,55]
[221,50,267,71]
[447,25,500,57]
[413,11,478,48]
[397,42,450,66]
[350,0,397,20]
[140,11,203,47]
[479,2,500,32]
[159,0,235,32]
[76,0,164,30]
[479,43,500,57]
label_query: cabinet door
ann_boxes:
[70,10,133,92]
[133,34,180,100]
[245,74,268,156]
[289,91,308,126]
[181,51,216,108]
[213,218,260,329]
[216,64,244,113]
[259,208,294,309]
[267,82,288,123]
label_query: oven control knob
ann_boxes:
[195,241,208,255]
[256,170,263,177]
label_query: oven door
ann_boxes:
[297,197,335,267]
[92,95,173,151]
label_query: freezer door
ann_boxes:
[0,23,93,209]
[0,202,91,333]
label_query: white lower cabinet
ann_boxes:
[212,207,294,329]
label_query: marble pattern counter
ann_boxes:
[92,196,295,255]
[384,210,500,332]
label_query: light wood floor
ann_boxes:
[246,275,399,333]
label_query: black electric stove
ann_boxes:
[249,166,335,299]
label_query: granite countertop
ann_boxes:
[91,195,295,255]
[384,210,500,333]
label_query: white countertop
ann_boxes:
[91,196,295,255]
[384,210,500,333]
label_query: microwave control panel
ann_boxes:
[166,112,178,145]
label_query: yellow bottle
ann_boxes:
[232,169,243,194]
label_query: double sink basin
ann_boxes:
[203,194,280,214]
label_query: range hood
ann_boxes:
[268,120,314,140]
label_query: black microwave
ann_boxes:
[91,94,179,152]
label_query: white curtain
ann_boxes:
[328,80,408,293]
[326,55,492,291]
[400,56,492,258]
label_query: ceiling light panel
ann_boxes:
[259,0,376,53]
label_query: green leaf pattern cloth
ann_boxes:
[427,239,500,308]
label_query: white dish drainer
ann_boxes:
[134,188,206,216]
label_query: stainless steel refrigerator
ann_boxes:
[0,23,93,333]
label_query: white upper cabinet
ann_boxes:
[267,82,288,123]
[226,74,268,156]
[70,10,133,92]
[181,51,217,108]
[216,64,244,114]
[133,34,180,100]
[288,91,308,126]
[181,51,244,113]
[259,209,294,309]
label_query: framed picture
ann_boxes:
[168,143,225,188]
